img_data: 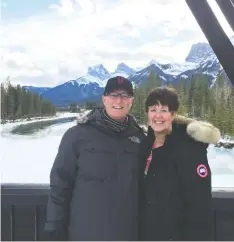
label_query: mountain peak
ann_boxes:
[148,59,161,67]
[114,62,135,76]
[185,42,214,63]
[88,64,109,80]
[117,62,128,68]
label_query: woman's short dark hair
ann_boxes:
[145,87,180,112]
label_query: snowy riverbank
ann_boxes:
[1,119,233,188]
[0,111,88,134]
[1,111,233,149]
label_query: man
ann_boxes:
[45,76,220,241]
[45,76,146,241]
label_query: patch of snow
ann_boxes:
[109,72,129,78]
[219,137,234,144]
[87,64,109,80]
[160,75,166,81]
[75,74,105,87]
[148,59,162,68]
[163,62,197,75]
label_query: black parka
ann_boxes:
[138,123,214,241]
[45,109,145,241]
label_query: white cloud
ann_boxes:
[1,0,233,87]
[50,0,75,17]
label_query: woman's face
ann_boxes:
[147,104,176,134]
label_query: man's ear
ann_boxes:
[102,95,106,106]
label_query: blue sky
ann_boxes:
[1,0,233,87]
[2,0,58,19]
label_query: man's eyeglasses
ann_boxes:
[107,93,133,99]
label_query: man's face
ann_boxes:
[102,89,133,121]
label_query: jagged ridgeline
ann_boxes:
[130,70,234,138]
[1,77,56,123]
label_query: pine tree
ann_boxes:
[177,79,188,116]
[187,76,196,117]
[200,100,206,120]
[145,71,161,95]
[1,83,6,121]
[13,85,21,118]
[177,102,187,116]
[213,72,224,101]
[26,91,34,118]
[218,91,226,135]
[131,86,147,124]
[6,82,15,120]
[70,103,78,113]
[208,106,216,125]
[226,94,234,137]
[1,79,56,121]
[202,76,210,116]
[21,88,28,117]
[33,93,41,116]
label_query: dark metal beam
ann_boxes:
[215,0,234,32]
[185,0,234,86]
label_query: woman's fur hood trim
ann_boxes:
[174,115,221,144]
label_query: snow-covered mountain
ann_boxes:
[39,63,137,105]
[185,42,214,63]
[128,64,175,86]
[161,62,197,75]
[41,75,104,106]
[147,59,198,76]
[38,38,233,106]
[87,64,109,80]
[75,74,106,87]
[113,62,136,76]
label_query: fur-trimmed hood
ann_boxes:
[174,115,220,144]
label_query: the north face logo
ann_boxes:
[128,136,140,144]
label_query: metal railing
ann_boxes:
[1,184,234,241]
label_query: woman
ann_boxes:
[138,87,220,241]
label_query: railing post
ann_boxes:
[10,205,15,241]
[213,209,217,241]
[34,206,39,241]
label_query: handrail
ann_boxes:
[2,183,234,198]
[1,183,234,241]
